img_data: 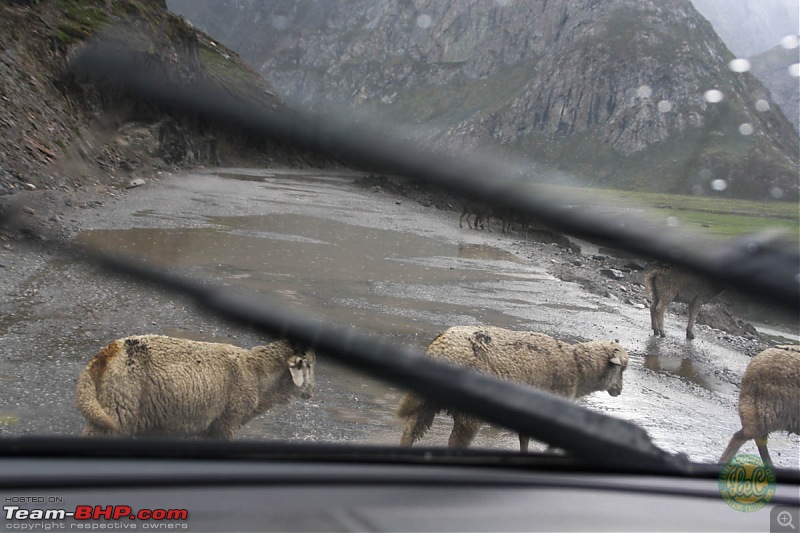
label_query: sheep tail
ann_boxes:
[643,268,656,296]
[396,393,427,418]
[75,362,121,433]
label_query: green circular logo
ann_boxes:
[718,454,777,512]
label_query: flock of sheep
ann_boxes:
[75,258,798,467]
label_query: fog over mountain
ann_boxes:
[690,0,798,57]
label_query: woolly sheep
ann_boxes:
[76,335,315,438]
[644,264,724,339]
[718,344,800,467]
[397,325,629,451]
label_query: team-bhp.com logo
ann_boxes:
[718,454,777,512]
[4,504,188,526]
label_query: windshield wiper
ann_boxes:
[0,230,692,474]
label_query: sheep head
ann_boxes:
[603,344,629,397]
[287,349,315,399]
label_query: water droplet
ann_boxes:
[728,58,751,73]
[780,35,799,49]
[746,242,759,254]
[666,216,680,227]
[738,123,754,135]
[272,15,289,30]
[416,14,432,29]
[770,187,784,199]
[789,64,800,78]
[636,85,653,98]
[691,184,704,196]
[657,100,672,113]
[699,168,713,180]
[711,179,728,191]
[704,89,724,103]
[755,99,771,112]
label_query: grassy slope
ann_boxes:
[545,184,799,238]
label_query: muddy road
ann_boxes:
[1,168,797,468]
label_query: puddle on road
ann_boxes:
[642,354,712,390]
[75,213,545,344]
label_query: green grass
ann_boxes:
[544,184,799,239]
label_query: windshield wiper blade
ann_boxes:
[0,230,690,474]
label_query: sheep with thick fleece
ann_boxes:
[718,345,800,467]
[76,335,315,438]
[644,264,724,339]
[398,326,628,451]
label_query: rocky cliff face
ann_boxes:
[0,0,318,197]
[169,0,799,200]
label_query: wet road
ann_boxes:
[1,168,797,468]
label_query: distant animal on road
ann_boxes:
[459,200,493,230]
[644,264,724,339]
[718,345,800,467]
[76,335,315,438]
[397,325,628,451]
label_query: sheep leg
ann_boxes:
[82,424,110,437]
[448,413,480,448]
[205,419,237,440]
[654,298,670,337]
[718,429,748,464]
[399,407,436,447]
[685,298,702,339]
[518,435,530,452]
[649,300,660,336]
[755,437,774,468]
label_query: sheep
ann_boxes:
[397,325,629,451]
[644,264,724,339]
[718,345,800,467]
[76,335,315,438]
[459,200,493,230]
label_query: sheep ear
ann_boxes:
[289,366,305,386]
[609,357,622,366]
[288,357,310,387]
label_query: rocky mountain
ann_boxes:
[0,0,318,198]
[750,43,800,132]
[690,0,798,57]
[169,0,798,201]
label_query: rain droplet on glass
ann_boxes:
[636,85,653,98]
[699,168,713,180]
[738,123,754,135]
[657,100,672,113]
[755,99,771,111]
[770,187,784,199]
[704,89,724,103]
[691,185,704,195]
[417,14,432,29]
[711,179,728,191]
[789,64,800,78]
[780,35,799,50]
[728,58,751,73]
[666,216,680,227]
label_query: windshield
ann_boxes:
[0,0,798,473]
